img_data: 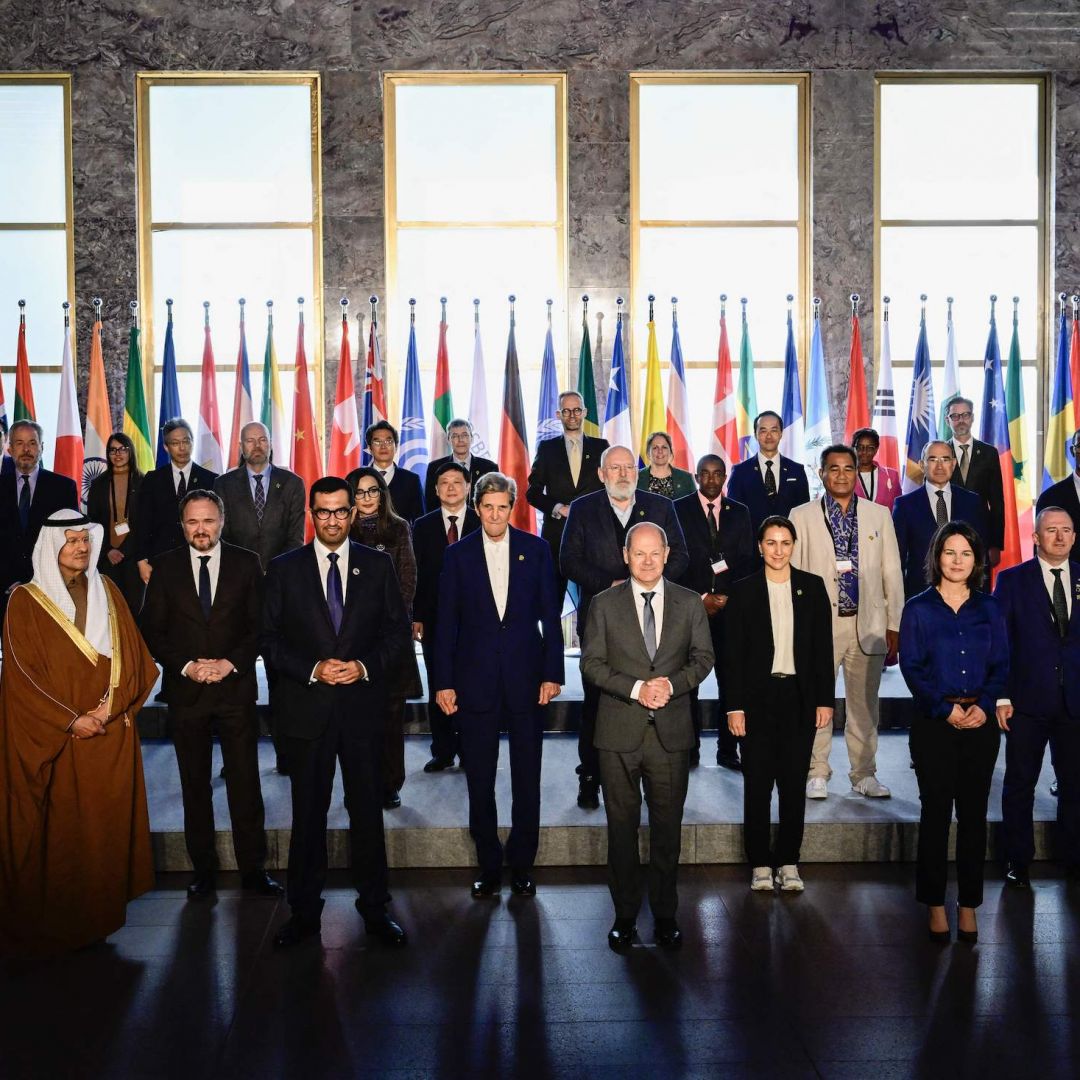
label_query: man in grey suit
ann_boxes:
[214,420,306,773]
[581,522,714,953]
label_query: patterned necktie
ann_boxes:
[447,515,459,544]
[959,444,969,483]
[935,490,948,526]
[177,470,187,500]
[327,552,344,635]
[1051,568,1069,639]
[253,473,266,521]
[642,591,657,660]
[764,459,777,496]
[198,555,212,619]
[707,502,719,554]
[18,474,30,531]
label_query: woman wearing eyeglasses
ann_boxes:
[637,431,696,501]
[851,427,901,512]
[86,431,145,613]
[345,466,423,810]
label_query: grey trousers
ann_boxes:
[598,724,690,921]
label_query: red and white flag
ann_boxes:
[844,298,870,442]
[291,303,324,540]
[329,303,362,476]
[53,313,84,490]
[711,300,739,471]
[196,306,225,474]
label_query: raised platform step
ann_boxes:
[143,732,1062,872]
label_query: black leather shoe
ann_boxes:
[241,871,285,896]
[273,916,320,949]
[608,920,636,953]
[510,873,536,896]
[1051,779,1059,797]
[577,775,600,810]
[423,756,455,773]
[1005,864,1031,889]
[472,876,501,898]
[655,918,682,950]
[383,791,402,810]
[363,911,408,946]
[716,753,742,772]
[186,873,216,900]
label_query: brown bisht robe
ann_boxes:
[0,576,159,956]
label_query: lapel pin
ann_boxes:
[797,589,803,596]
[638,509,645,517]
[352,568,360,576]
[518,554,525,561]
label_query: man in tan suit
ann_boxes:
[791,444,904,800]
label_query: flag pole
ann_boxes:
[474,297,480,329]
[63,300,70,329]
[721,293,727,319]
[130,299,138,329]
[812,295,820,320]
[851,292,859,317]
[370,294,379,333]
[648,293,654,322]
[546,297,552,330]
[883,295,890,321]
[595,308,603,372]
[203,299,210,328]
[1072,294,1079,320]
[920,294,927,321]
[410,297,416,327]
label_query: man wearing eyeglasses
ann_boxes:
[892,441,990,599]
[263,476,411,950]
[424,418,497,511]
[135,418,218,585]
[527,390,609,608]
[943,395,1005,567]
[365,420,424,524]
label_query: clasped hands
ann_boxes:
[71,698,110,739]
[638,677,672,711]
[186,658,236,683]
[948,703,987,730]
[313,659,365,685]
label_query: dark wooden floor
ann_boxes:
[2,864,1078,1079]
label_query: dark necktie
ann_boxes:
[764,459,777,496]
[935,489,948,527]
[177,470,188,499]
[253,473,266,521]
[707,502,719,554]
[642,591,657,660]
[198,555,212,619]
[1052,568,1069,639]
[327,552,344,635]
[18,474,30,531]
[447,515,459,544]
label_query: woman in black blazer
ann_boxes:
[86,431,144,614]
[725,515,835,893]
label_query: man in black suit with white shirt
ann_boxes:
[423,418,498,511]
[366,420,424,524]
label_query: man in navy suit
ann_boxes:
[0,420,80,610]
[366,420,424,524]
[1036,430,1080,533]
[561,445,688,808]
[994,507,1080,886]
[423,418,498,511]
[432,472,564,897]
[724,410,810,546]
[892,441,990,598]
[262,476,412,949]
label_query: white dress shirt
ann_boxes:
[951,437,973,473]
[609,497,635,528]
[171,463,192,494]
[482,530,510,619]
[767,577,796,674]
[313,535,351,600]
[628,577,670,703]
[376,463,396,485]
[924,480,953,520]
[758,451,781,485]
[1038,556,1073,618]
[441,505,467,538]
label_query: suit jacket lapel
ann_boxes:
[307,544,338,638]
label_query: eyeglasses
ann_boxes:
[449,430,472,440]
[107,446,130,455]
[354,487,381,500]
[925,456,955,465]
[560,407,584,416]
[605,465,637,475]
[369,438,396,449]
[165,437,192,448]
[312,507,352,520]
[948,411,973,421]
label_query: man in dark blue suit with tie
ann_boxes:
[892,440,990,598]
[994,507,1080,887]
[724,411,810,545]
[1036,431,1080,533]
[262,477,412,948]
[433,472,564,898]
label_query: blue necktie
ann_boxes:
[327,552,344,635]
[198,555,212,619]
[18,474,30,532]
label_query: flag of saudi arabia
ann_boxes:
[124,324,155,473]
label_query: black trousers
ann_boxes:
[382,694,406,795]
[423,637,460,763]
[459,692,545,877]
[169,701,267,876]
[690,622,739,760]
[284,713,390,922]
[910,712,1001,907]
[1002,703,1080,869]
[263,656,287,769]
[741,678,815,868]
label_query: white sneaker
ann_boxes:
[806,777,828,799]
[852,776,891,798]
[751,866,775,891]
[776,865,804,892]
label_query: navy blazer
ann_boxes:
[0,467,80,595]
[560,487,689,634]
[411,505,481,628]
[725,454,810,535]
[1036,475,1080,534]
[994,558,1080,720]
[431,526,564,714]
[261,540,411,740]
[892,484,990,598]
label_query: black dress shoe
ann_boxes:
[186,873,216,900]
[510,872,536,896]
[716,753,742,772]
[1005,864,1031,889]
[423,756,455,773]
[383,791,402,810]
[273,916,320,949]
[472,876,501,898]
[577,775,600,810]
[241,871,285,896]
[607,920,636,953]
[655,918,682,950]
[363,911,408,946]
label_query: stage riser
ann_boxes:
[149,821,1057,871]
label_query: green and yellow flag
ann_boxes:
[577,297,600,437]
[123,321,154,473]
